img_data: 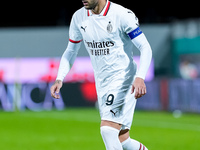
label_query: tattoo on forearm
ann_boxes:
[55,80,61,84]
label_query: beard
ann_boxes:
[83,0,98,10]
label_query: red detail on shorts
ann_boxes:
[69,39,82,43]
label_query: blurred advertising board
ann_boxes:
[1,78,200,113]
[0,57,154,83]
[0,57,154,111]
[0,81,160,112]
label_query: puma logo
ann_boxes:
[110,110,118,116]
[81,26,87,32]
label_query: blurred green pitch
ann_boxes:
[0,108,199,150]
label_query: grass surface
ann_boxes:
[0,108,200,150]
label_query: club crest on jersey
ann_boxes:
[107,21,113,33]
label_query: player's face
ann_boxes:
[82,0,99,10]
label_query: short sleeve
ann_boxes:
[121,9,142,40]
[69,12,83,43]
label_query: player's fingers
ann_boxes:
[51,93,57,99]
[56,86,60,94]
[50,86,56,96]
[57,94,60,99]
[51,92,60,99]
[134,87,139,98]
[141,87,146,95]
[144,88,147,94]
[135,87,146,99]
[131,85,135,94]
[52,87,61,99]
[50,85,59,99]
[54,94,60,99]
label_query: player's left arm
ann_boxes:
[130,32,152,99]
[121,10,152,99]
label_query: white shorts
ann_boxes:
[98,85,137,130]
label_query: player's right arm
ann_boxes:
[50,42,81,99]
[50,10,82,99]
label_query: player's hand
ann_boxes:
[131,77,146,99]
[50,80,63,99]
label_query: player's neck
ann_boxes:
[91,0,107,14]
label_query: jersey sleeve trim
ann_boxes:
[128,27,142,40]
[69,39,83,43]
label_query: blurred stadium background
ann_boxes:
[0,1,200,150]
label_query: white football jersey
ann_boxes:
[69,1,142,99]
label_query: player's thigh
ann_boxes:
[101,120,122,130]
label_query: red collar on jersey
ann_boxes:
[87,1,111,16]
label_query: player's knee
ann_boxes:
[119,129,129,143]
[100,126,123,150]
[100,126,118,139]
